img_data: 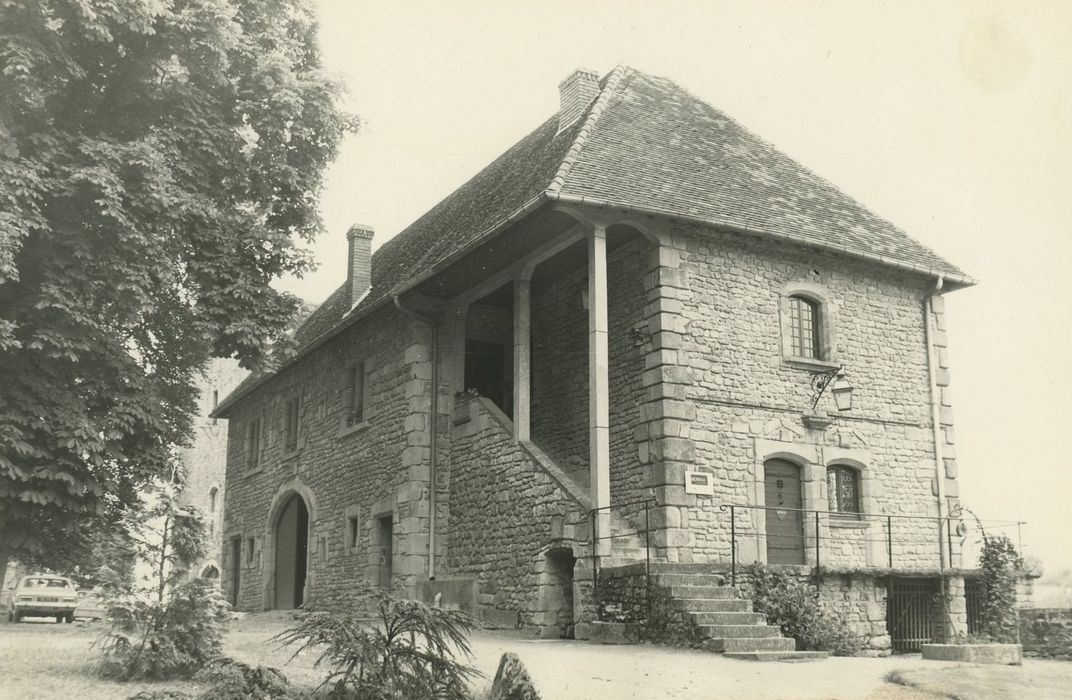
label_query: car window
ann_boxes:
[46,579,68,588]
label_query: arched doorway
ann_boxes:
[274,494,309,609]
[764,459,805,565]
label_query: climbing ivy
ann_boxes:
[977,534,1023,643]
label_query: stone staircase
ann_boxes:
[631,564,827,661]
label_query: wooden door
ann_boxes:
[764,459,805,565]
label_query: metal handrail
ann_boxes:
[589,497,657,624]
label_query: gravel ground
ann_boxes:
[3,611,1070,700]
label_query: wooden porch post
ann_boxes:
[588,225,611,556]
[513,277,531,442]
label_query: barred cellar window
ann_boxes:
[788,295,821,359]
[827,465,861,517]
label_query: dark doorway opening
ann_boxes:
[543,548,577,638]
[229,537,242,607]
[464,339,512,416]
[888,577,940,652]
[274,494,309,609]
[378,515,394,589]
[764,459,805,565]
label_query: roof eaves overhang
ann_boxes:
[545,191,977,290]
[210,191,552,418]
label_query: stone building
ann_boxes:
[214,66,974,654]
[178,357,247,582]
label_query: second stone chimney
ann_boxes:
[346,223,374,308]
[558,68,600,134]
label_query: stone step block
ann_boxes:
[702,637,796,653]
[723,651,829,662]
[685,611,765,625]
[698,624,781,639]
[649,563,730,574]
[667,585,739,599]
[654,573,730,587]
[671,597,752,613]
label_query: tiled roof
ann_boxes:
[553,68,969,281]
[214,66,970,416]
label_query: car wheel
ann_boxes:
[12,610,21,623]
[55,614,63,623]
[6,608,11,622]
[65,613,74,623]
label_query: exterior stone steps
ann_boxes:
[671,598,752,613]
[653,572,727,587]
[667,585,740,599]
[723,651,829,662]
[702,637,797,653]
[686,611,766,625]
[698,624,782,639]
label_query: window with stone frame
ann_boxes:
[344,361,367,427]
[827,464,861,517]
[245,417,262,470]
[347,515,360,552]
[788,294,821,359]
[284,395,301,452]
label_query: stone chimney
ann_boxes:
[558,68,600,134]
[346,223,374,307]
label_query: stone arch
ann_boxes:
[262,477,318,610]
[200,564,220,580]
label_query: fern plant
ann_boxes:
[273,583,481,699]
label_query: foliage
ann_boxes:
[0,0,356,560]
[194,657,292,699]
[273,583,482,700]
[749,565,861,656]
[976,534,1022,643]
[98,483,230,681]
[640,585,704,647]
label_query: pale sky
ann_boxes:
[280,0,1071,571]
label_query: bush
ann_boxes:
[195,657,292,699]
[749,565,861,656]
[273,583,481,699]
[977,534,1022,643]
[98,579,230,681]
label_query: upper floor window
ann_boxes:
[245,418,262,470]
[788,295,821,359]
[827,465,860,516]
[345,361,367,427]
[780,281,837,366]
[284,396,301,452]
[209,487,218,513]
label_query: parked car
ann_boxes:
[74,588,106,621]
[6,575,79,623]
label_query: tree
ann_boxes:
[97,482,229,681]
[0,0,356,578]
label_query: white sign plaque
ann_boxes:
[684,470,714,496]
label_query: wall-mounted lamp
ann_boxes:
[630,325,651,347]
[810,366,853,412]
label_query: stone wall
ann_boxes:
[445,396,589,631]
[222,305,437,610]
[528,235,650,520]
[637,222,958,570]
[179,357,247,580]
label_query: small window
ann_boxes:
[284,396,301,452]
[209,487,218,513]
[345,362,366,427]
[347,516,360,551]
[788,295,821,359]
[827,465,861,516]
[247,538,255,563]
[245,418,262,469]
